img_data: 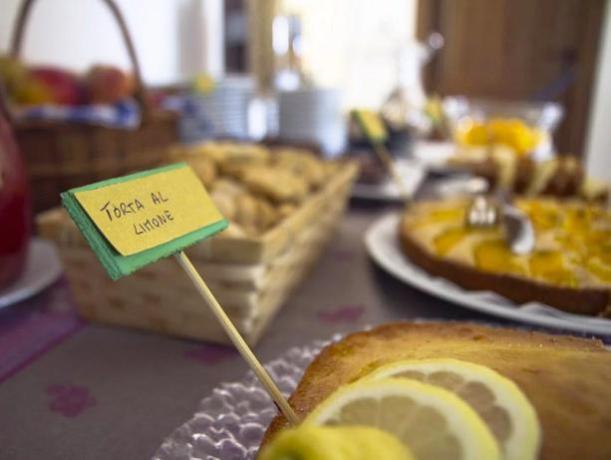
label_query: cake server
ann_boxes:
[466,196,535,255]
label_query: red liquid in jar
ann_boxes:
[0,111,31,289]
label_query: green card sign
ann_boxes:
[61,163,228,280]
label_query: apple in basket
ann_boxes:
[28,66,85,106]
[85,64,135,105]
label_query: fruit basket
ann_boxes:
[37,142,358,345]
[0,0,178,213]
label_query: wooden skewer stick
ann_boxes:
[372,142,412,201]
[175,251,300,425]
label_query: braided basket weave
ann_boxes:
[37,161,358,345]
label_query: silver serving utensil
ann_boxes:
[466,196,535,255]
[502,205,536,255]
[466,196,499,227]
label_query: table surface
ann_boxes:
[0,202,563,460]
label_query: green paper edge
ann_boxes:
[61,163,228,280]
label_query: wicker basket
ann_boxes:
[0,0,178,213]
[37,161,358,345]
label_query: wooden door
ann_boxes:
[417,0,606,156]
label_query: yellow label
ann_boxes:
[74,166,223,256]
[354,109,388,142]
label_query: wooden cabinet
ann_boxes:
[417,0,606,156]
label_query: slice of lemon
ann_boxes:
[305,378,501,460]
[365,359,541,460]
[259,425,416,460]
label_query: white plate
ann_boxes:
[0,238,62,309]
[365,214,611,336]
[412,141,455,169]
[352,159,427,201]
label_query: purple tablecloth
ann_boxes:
[0,205,594,460]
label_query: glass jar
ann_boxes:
[0,110,31,289]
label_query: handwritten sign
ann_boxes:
[61,163,227,279]
[74,166,222,256]
[351,109,388,144]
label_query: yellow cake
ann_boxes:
[262,322,611,460]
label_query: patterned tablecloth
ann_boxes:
[0,206,601,460]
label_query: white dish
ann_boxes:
[433,176,489,198]
[411,140,456,169]
[352,159,426,201]
[365,213,611,336]
[0,238,62,309]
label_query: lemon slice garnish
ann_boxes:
[259,425,415,460]
[365,359,541,460]
[305,378,501,460]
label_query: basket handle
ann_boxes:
[0,79,12,124]
[1,0,150,120]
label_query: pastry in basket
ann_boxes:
[214,142,271,179]
[242,166,309,203]
[208,178,245,220]
[261,322,611,460]
[174,140,271,180]
[186,157,217,187]
[273,148,328,190]
[208,179,279,236]
[234,193,278,235]
[398,198,611,316]
[192,140,270,165]
[168,145,219,186]
[172,141,334,235]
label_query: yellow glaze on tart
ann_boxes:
[399,198,611,316]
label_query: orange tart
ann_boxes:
[398,198,611,316]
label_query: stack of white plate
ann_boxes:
[179,75,254,142]
[278,87,345,155]
[202,76,254,138]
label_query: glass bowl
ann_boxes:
[442,96,563,161]
[153,339,334,460]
